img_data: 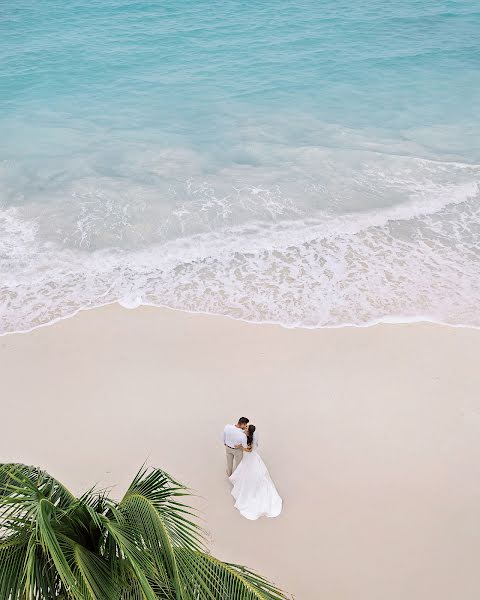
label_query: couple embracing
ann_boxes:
[223,417,282,520]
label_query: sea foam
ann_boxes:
[1,156,478,334]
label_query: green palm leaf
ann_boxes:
[174,550,287,600]
[0,534,28,599]
[0,463,289,600]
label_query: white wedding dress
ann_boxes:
[229,434,282,520]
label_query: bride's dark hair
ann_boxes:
[246,424,256,446]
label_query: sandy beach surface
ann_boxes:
[1,304,479,599]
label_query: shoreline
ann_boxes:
[1,304,480,599]
[2,299,480,338]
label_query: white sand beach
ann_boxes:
[1,305,479,599]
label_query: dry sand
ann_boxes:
[1,304,479,599]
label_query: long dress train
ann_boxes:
[229,435,282,520]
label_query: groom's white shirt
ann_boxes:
[223,424,247,449]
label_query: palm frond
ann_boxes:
[0,463,290,600]
[0,463,76,507]
[174,549,287,600]
[0,534,28,600]
[35,497,82,598]
[103,519,159,600]
[120,466,212,599]
[59,535,119,600]
[24,534,60,600]
[121,466,205,551]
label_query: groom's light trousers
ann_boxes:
[225,446,243,476]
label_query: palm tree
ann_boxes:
[0,463,287,600]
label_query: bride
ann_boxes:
[229,424,282,520]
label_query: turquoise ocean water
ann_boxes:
[1,0,479,333]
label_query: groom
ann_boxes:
[223,417,249,476]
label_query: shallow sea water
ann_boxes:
[1,0,479,333]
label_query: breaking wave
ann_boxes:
[1,153,479,334]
